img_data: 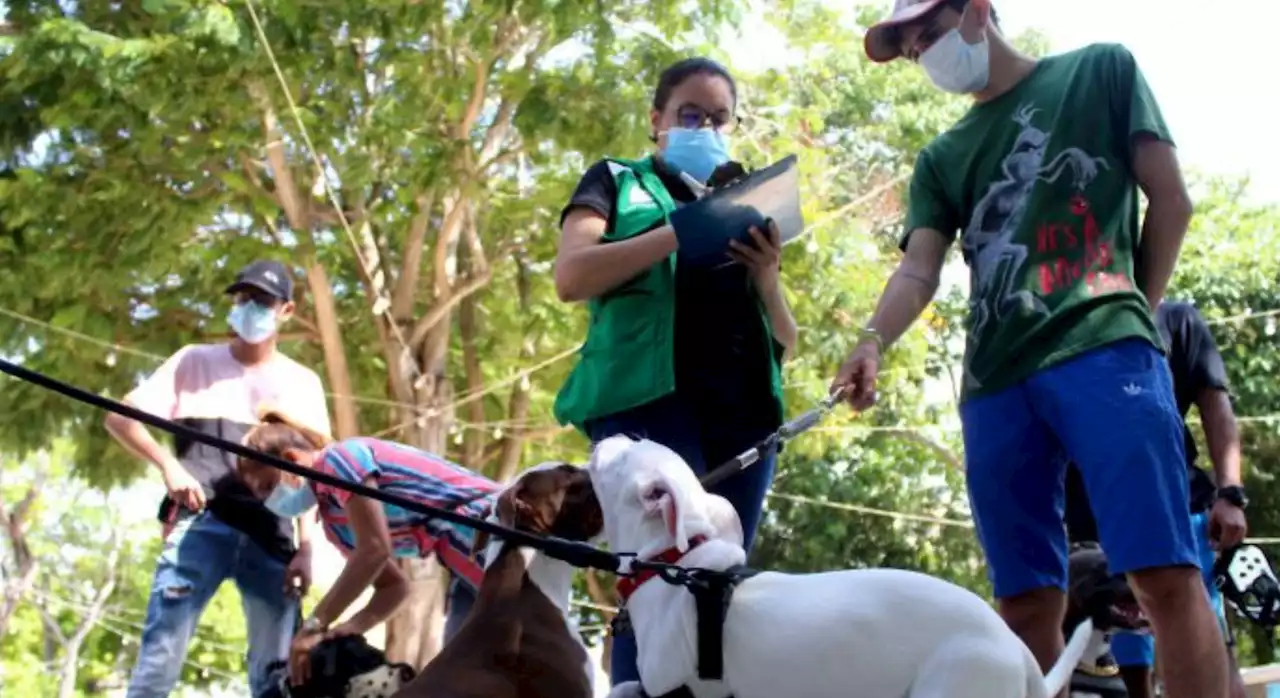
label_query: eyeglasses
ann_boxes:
[675,105,742,135]
[233,290,283,308]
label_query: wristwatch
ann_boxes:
[299,614,327,635]
[858,326,885,353]
[1217,485,1249,510]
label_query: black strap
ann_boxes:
[627,565,758,698]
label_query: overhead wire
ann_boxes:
[0,305,570,428]
[241,0,428,386]
[26,588,243,683]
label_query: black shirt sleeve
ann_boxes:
[559,159,618,229]
[1168,302,1229,398]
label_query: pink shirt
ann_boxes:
[127,343,330,435]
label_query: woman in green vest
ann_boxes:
[552,56,798,686]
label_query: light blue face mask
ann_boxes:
[227,301,278,344]
[264,481,318,519]
[662,127,732,184]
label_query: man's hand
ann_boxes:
[285,544,313,597]
[831,339,881,411]
[161,460,206,512]
[288,628,325,686]
[1209,499,1248,550]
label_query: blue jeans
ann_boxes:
[126,512,298,698]
[1111,510,1227,666]
[585,392,778,687]
[961,339,1198,598]
[443,578,477,642]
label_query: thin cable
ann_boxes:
[0,305,572,423]
[766,492,975,528]
[9,301,1280,441]
[241,0,421,379]
[31,589,244,656]
[1206,308,1280,326]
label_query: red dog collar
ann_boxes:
[615,535,709,602]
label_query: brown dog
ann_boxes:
[392,463,602,698]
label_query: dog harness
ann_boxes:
[614,536,759,698]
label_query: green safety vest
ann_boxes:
[553,155,785,432]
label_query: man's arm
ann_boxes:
[866,228,950,346]
[1114,45,1194,308]
[1198,388,1242,489]
[1132,137,1194,308]
[1181,306,1242,488]
[103,347,204,511]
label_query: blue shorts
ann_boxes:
[961,339,1199,599]
[1111,510,1227,667]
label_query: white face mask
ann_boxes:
[919,27,991,94]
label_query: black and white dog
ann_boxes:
[1065,543,1148,698]
[258,635,416,698]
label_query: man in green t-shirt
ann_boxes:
[829,1,1229,696]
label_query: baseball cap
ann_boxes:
[864,0,952,63]
[225,260,293,302]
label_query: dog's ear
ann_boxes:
[496,482,534,528]
[640,474,689,551]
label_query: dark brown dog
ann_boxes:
[392,464,602,698]
[1065,542,1148,636]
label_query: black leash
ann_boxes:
[698,388,846,489]
[0,358,625,575]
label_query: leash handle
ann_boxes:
[698,388,846,489]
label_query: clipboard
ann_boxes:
[670,154,803,267]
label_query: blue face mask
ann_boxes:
[662,127,732,184]
[264,481,317,519]
[227,301,278,344]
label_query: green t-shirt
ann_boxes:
[905,43,1168,400]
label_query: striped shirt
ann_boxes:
[311,437,498,591]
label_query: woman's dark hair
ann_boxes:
[652,57,737,111]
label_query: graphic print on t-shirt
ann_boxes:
[960,103,1111,390]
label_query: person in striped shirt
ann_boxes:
[235,410,499,686]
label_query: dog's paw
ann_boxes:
[606,681,647,698]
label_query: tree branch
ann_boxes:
[879,428,963,471]
[391,191,435,320]
[407,269,495,349]
[454,59,491,140]
[250,81,309,232]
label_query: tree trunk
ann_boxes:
[306,262,360,439]
[457,247,486,471]
[494,255,534,483]
[381,194,465,669]
[57,651,79,698]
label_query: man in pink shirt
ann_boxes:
[105,260,332,698]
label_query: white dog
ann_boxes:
[589,435,1093,698]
